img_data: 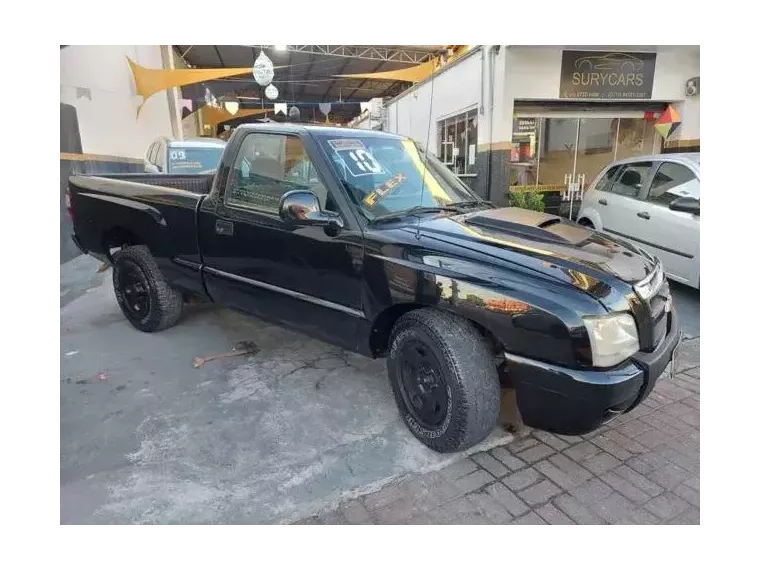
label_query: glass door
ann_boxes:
[573,118,619,218]
[532,118,580,218]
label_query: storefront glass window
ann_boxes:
[508,114,663,193]
[576,118,618,191]
[615,118,660,161]
[437,109,478,176]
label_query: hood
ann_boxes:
[404,207,656,298]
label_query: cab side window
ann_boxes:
[647,162,699,206]
[609,162,652,198]
[226,133,328,212]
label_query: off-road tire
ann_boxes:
[112,245,183,332]
[387,308,501,453]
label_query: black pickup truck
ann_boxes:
[68,123,681,453]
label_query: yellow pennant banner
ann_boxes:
[128,57,277,117]
[334,59,437,83]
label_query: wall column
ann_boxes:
[161,45,184,140]
[474,46,513,206]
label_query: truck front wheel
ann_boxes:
[387,308,501,453]
[112,245,183,332]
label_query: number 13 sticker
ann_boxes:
[347,149,384,175]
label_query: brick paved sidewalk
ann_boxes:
[296,339,699,525]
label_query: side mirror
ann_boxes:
[278,190,344,230]
[669,196,700,215]
[145,163,160,174]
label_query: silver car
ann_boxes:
[144,136,226,174]
[577,153,700,289]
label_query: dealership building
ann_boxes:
[371,45,699,203]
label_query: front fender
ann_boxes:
[363,251,605,367]
[577,204,603,230]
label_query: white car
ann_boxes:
[577,153,700,289]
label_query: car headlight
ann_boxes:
[634,263,664,300]
[582,312,639,367]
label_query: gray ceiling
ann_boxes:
[174,45,442,122]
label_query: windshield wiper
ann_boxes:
[370,205,462,224]
[448,199,494,209]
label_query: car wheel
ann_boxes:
[387,308,501,453]
[112,245,183,332]
[578,218,594,229]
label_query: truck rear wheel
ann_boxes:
[112,245,182,332]
[387,308,500,453]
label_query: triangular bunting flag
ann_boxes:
[654,104,682,140]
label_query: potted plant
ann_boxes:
[508,190,545,212]
[509,185,563,215]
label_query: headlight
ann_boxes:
[583,312,639,367]
[634,263,664,300]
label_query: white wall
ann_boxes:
[651,47,700,142]
[385,49,482,150]
[60,45,175,158]
[503,47,562,101]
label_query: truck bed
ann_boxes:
[86,172,215,195]
[68,173,208,299]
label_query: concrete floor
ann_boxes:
[60,256,698,524]
[60,257,509,524]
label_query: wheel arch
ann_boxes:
[102,226,144,261]
[368,302,503,359]
[577,208,603,231]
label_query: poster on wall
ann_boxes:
[513,118,537,134]
[559,51,657,99]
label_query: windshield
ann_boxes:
[167,146,225,174]
[315,133,480,220]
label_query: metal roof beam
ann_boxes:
[277,45,437,64]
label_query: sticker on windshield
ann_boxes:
[328,139,386,177]
[364,173,407,207]
[328,139,365,151]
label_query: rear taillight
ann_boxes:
[65,187,73,220]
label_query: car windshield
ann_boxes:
[167,146,225,174]
[315,133,481,220]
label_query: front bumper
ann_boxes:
[504,311,681,435]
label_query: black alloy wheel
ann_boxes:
[397,340,450,430]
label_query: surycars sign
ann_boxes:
[560,51,657,99]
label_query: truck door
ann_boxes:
[197,129,365,351]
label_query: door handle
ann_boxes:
[598,198,608,205]
[215,219,234,236]
[637,211,650,220]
